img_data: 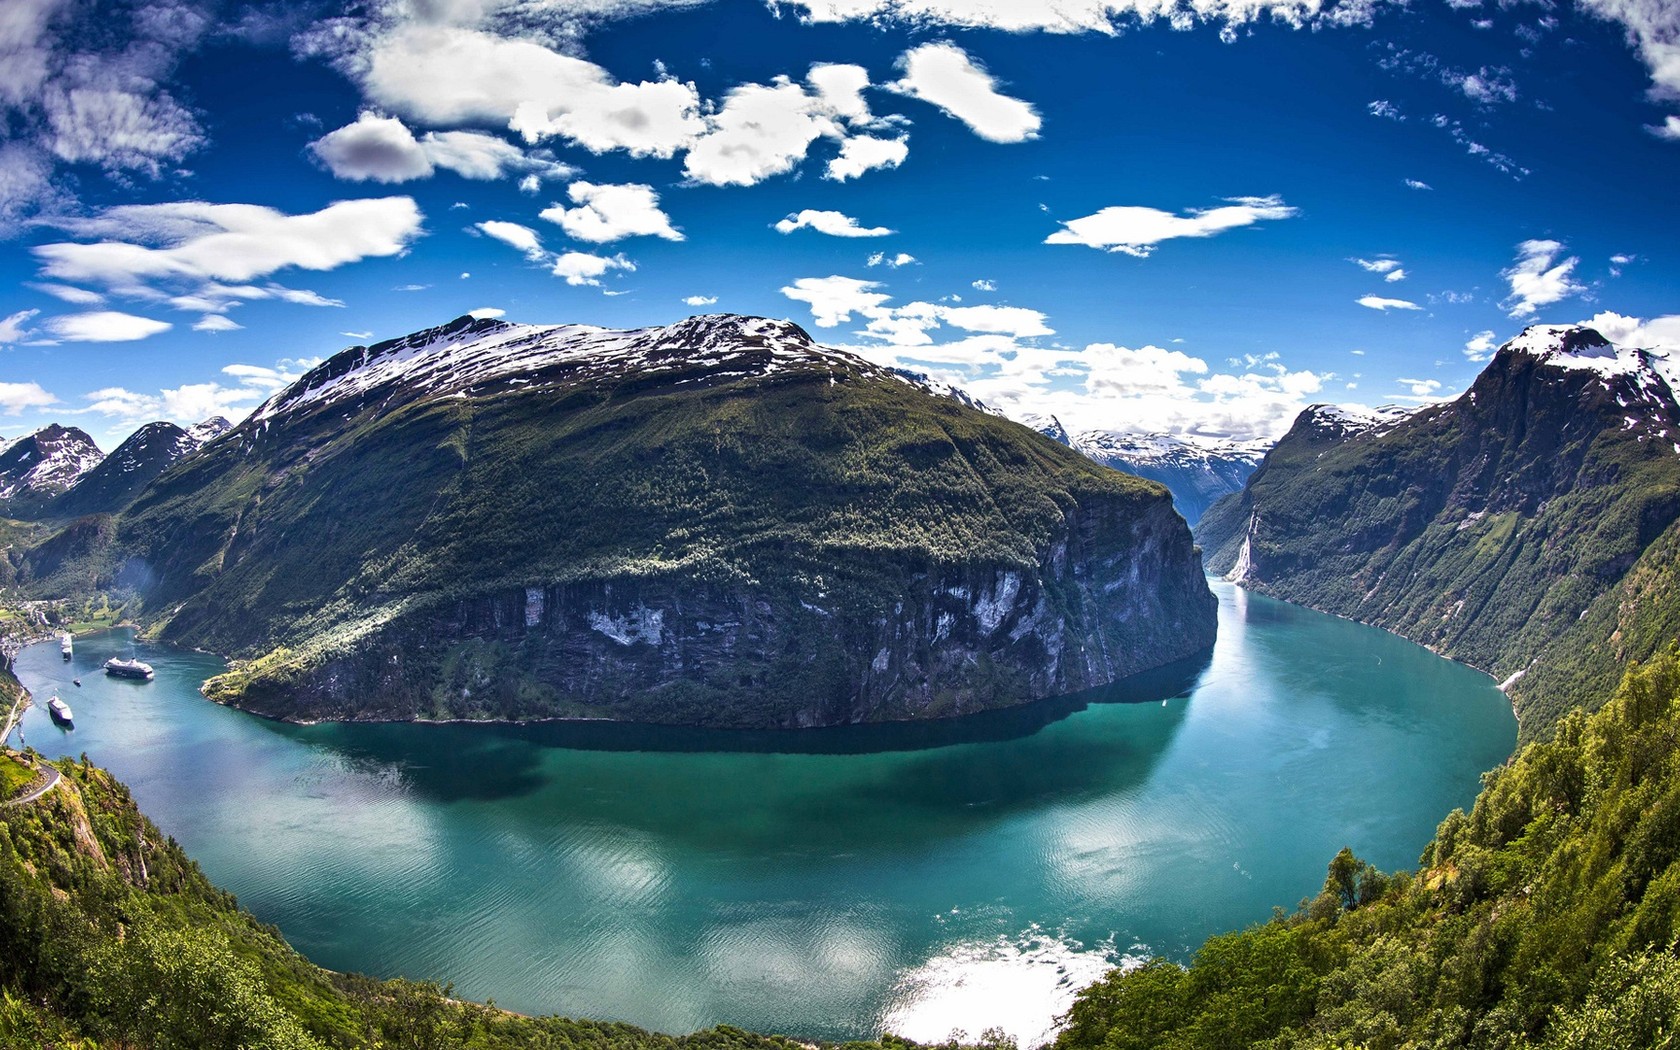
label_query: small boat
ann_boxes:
[47,694,73,727]
[73,679,81,687]
[60,633,73,660]
[103,657,155,681]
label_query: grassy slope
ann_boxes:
[1056,647,1680,1050]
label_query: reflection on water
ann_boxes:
[12,582,1516,1043]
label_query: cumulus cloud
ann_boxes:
[868,252,917,268]
[82,356,319,426]
[0,381,57,415]
[682,65,896,187]
[1392,377,1445,401]
[775,209,894,237]
[1577,310,1680,352]
[1045,195,1297,256]
[309,112,576,184]
[683,295,718,306]
[827,134,909,180]
[1464,330,1498,361]
[1650,115,1680,139]
[540,181,682,243]
[551,250,635,286]
[46,311,172,342]
[1356,295,1421,311]
[356,25,704,158]
[780,276,893,327]
[888,43,1040,143]
[1502,239,1583,317]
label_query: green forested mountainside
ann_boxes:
[1198,327,1680,739]
[1055,647,1680,1050]
[11,314,1215,728]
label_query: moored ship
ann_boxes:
[47,694,73,726]
[103,657,155,681]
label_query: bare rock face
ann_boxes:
[219,492,1215,728]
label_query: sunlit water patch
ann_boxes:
[12,581,1515,1043]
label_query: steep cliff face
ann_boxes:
[0,425,103,515]
[44,313,1214,728]
[211,496,1212,727]
[1197,325,1680,737]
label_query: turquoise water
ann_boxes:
[12,582,1515,1044]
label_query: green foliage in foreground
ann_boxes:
[0,722,998,1049]
[1056,648,1680,1050]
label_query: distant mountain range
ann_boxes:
[0,417,229,519]
[9,314,1216,728]
[1024,415,1269,525]
[1198,324,1680,738]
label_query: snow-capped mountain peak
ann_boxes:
[0,424,104,501]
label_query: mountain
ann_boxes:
[50,416,231,518]
[1068,430,1269,526]
[0,425,103,514]
[1197,324,1680,737]
[1022,415,1268,526]
[25,313,1216,727]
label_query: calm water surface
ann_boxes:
[13,582,1515,1044]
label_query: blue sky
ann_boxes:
[1,0,1678,449]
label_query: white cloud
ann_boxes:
[1368,99,1404,120]
[1385,268,1407,282]
[0,381,57,415]
[1501,239,1583,317]
[972,279,996,291]
[1,309,41,344]
[682,68,871,187]
[192,314,242,332]
[35,198,425,291]
[1393,377,1444,401]
[358,25,703,158]
[780,0,1380,35]
[1576,0,1680,117]
[775,209,894,237]
[868,252,917,268]
[888,43,1040,144]
[1650,115,1680,139]
[539,181,681,243]
[1464,329,1498,362]
[467,306,505,318]
[27,282,103,304]
[46,311,172,342]
[551,251,634,286]
[309,112,579,185]
[342,330,373,339]
[1577,310,1680,352]
[780,276,894,327]
[1353,257,1401,273]
[1404,178,1432,190]
[83,355,316,425]
[827,134,909,180]
[1045,195,1297,256]
[1356,295,1421,311]
[475,219,545,259]
[683,295,718,306]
